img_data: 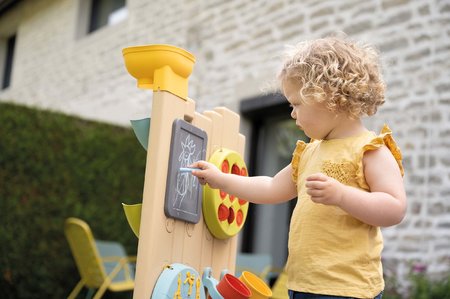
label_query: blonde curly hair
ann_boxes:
[278,36,385,118]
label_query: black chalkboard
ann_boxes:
[164,119,208,223]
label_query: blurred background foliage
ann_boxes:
[0,102,145,298]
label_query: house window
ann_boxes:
[88,0,127,33]
[240,93,309,268]
[1,34,16,90]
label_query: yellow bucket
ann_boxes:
[239,271,272,299]
[122,203,142,238]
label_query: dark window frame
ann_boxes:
[239,92,295,252]
[2,34,16,90]
[88,0,126,33]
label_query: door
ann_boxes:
[240,93,308,268]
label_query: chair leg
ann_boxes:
[85,288,95,299]
[92,281,109,299]
[92,259,126,299]
[68,279,85,299]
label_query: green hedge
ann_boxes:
[0,102,146,298]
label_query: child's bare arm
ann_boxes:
[191,161,297,204]
[305,146,406,227]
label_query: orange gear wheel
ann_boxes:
[203,149,249,239]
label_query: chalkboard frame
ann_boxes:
[164,119,208,223]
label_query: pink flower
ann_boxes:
[412,262,427,274]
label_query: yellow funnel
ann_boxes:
[122,44,195,100]
[122,203,142,238]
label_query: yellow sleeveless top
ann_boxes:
[287,125,403,298]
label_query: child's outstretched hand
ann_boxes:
[305,173,346,206]
[190,161,223,189]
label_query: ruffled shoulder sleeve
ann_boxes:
[291,140,307,186]
[356,124,404,189]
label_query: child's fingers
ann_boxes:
[189,161,200,168]
[190,161,214,179]
[306,173,328,182]
[305,180,326,190]
[190,160,207,169]
[188,162,203,177]
[306,188,323,197]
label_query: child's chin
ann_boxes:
[304,131,320,140]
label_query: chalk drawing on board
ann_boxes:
[174,135,202,210]
[164,119,207,223]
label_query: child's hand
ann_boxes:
[305,173,345,206]
[190,161,223,189]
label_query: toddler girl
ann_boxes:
[191,36,406,299]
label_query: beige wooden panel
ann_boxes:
[133,91,192,298]
[213,107,244,275]
[133,93,246,299]
[202,110,234,278]
[214,107,241,148]
[203,110,225,155]
[182,112,213,271]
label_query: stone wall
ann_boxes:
[1,0,449,292]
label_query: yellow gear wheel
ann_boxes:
[203,149,249,239]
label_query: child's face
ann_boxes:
[283,80,340,140]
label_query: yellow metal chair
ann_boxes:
[270,269,288,299]
[64,217,136,299]
[236,253,285,284]
[235,253,288,298]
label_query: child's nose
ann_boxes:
[290,109,296,119]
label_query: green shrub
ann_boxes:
[383,262,450,299]
[409,273,450,299]
[0,102,146,298]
